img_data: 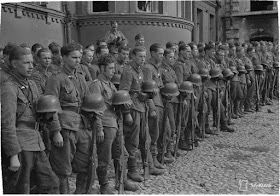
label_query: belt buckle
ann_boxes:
[35,122,39,131]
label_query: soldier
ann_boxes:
[205,68,235,133]
[81,49,99,80]
[0,43,17,85]
[214,49,228,70]
[174,44,198,84]
[31,43,43,67]
[104,21,128,45]
[88,54,138,193]
[244,63,255,113]
[135,33,145,47]
[44,43,101,193]
[119,46,164,183]
[115,44,130,74]
[48,42,62,75]
[143,43,171,166]
[197,44,216,71]
[1,46,60,193]
[228,43,238,67]
[96,45,109,60]
[188,42,199,66]
[85,43,98,64]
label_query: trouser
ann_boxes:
[181,100,191,143]
[50,128,91,176]
[96,127,129,185]
[166,102,178,151]
[211,90,228,127]
[245,81,255,109]
[240,83,247,111]
[231,81,243,114]
[4,151,59,194]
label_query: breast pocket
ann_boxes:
[61,85,76,102]
[16,93,29,119]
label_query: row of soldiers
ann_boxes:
[0,36,279,194]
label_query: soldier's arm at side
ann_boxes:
[142,66,153,81]
[30,72,43,96]
[1,83,22,157]
[118,70,133,91]
[174,64,183,84]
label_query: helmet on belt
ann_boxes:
[112,90,132,105]
[261,62,269,68]
[273,62,279,68]
[245,63,253,71]
[237,66,247,73]
[81,94,106,112]
[111,74,121,85]
[179,81,193,93]
[161,83,179,97]
[37,95,62,113]
[188,74,202,86]
[209,68,221,78]
[222,68,234,78]
[198,68,210,78]
[254,64,264,71]
[141,80,157,93]
[229,66,238,74]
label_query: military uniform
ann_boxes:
[0,61,13,86]
[236,58,247,113]
[44,65,102,193]
[243,57,255,111]
[197,56,216,71]
[81,58,100,80]
[1,72,60,194]
[115,59,127,75]
[76,63,93,82]
[104,30,128,44]
[174,57,198,84]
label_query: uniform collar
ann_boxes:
[98,73,110,84]
[62,64,77,78]
[131,61,141,73]
[148,58,161,69]
[35,65,49,75]
[161,61,172,71]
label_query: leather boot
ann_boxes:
[153,155,165,169]
[149,166,165,175]
[178,138,191,150]
[231,113,238,119]
[244,107,254,113]
[127,157,144,182]
[124,180,139,192]
[57,175,69,194]
[74,172,99,194]
[221,124,234,132]
[165,150,175,163]
[97,167,114,194]
[227,119,235,125]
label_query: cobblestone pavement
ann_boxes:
[69,100,279,194]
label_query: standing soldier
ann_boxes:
[31,43,43,67]
[119,46,164,183]
[188,42,199,66]
[143,43,170,167]
[44,43,101,194]
[228,43,238,67]
[197,44,216,71]
[214,49,228,71]
[174,44,198,84]
[115,44,130,74]
[80,49,98,80]
[1,46,60,193]
[48,42,62,75]
[88,54,139,193]
[0,43,17,85]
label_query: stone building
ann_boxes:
[220,0,279,43]
[0,1,219,48]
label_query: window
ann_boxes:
[137,1,159,13]
[92,1,109,12]
[250,0,274,11]
[197,8,203,42]
[210,14,215,41]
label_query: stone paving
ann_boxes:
[70,100,279,194]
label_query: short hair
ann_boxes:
[216,49,224,55]
[259,41,266,46]
[234,41,240,47]
[131,46,146,56]
[61,43,81,56]
[150,43,163,53]
[20,43,30,49]
[198,46,205,53]
[3,42,17,56]
[208,40,215,45]
[83,49,93,56]
[247,47,254,53]
[166,42,175,49]
[219,45,229,50]
[215,41,222,46]
[96,45,108,55]
[85,44,95,49]
[9,46,31,62]
[188,42,196,50]
[31,43,43,53]
[118,44,130,53]
[252,41,259,47]
[197,42,205,48]
[164,49,174,57]
[110,21,118,26]
[241,43,247,47]
[178,41,186,46]
[96,38,106,46]
[236,46,244,53]
[37,48,52,58]
[135,33,144,41]
[97,53,115,68]
[179,44,190,52]
[204,44,215,51]
[228,42,236,49]
[48,42,61,55]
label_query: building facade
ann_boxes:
[220,0,278,43]
[0,1,218,48]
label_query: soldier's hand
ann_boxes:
[44,112,55,120]
[9,154,20,172]
[97,130,104,143]
[123,102,132,110]
[247,81,252,86]
[139,92,149,102]
[183,99,189,107]
[149,111,157,118]
[53,132,63,148]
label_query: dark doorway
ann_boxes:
[250,0,274,11]
[250,36,274,42]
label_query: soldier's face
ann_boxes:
[181,47,192,59]
[63,50,81,70]
[208,49,215,58]
[83,51,94,63]
[102,62,115,79]
[216,51,225,61]
[88,46,95,53]
[39,52,52,69]
[164,52,175,66]
[133,51,146,66]
[12,54,34,77]
[136,37,145,46]
[152,48,164,63]
[192,45,198,57]
[119,49,129,61]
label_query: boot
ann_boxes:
[205,126,217,135]
[165,150,175,163]
[221,124,234,132]
[127,158,144,182]
[152,155,165,169]
[227,119,235,125]
[244,107,254,113]
[124,180,139,192]
[231,113,239,119]
[149,166,165,176]
[178,138,192,150]
[97,167,114,194]
[57,175,69,194]
[74,172,99,194]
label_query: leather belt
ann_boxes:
[16,121,39,131]
[61,106,80,113]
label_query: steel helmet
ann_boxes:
[111,74,121,85]
[245,63,253,71]
[179,81,193,93]
[112,90,132,105]
[37,95,62,113]
[261,62,269,68]
[273,62,279,68]
[81,94,106,112]
[209,68,221,78]
[237,66,247,73]
[254,64,264,71]
[198,68,209,78]
[141,80,158,93]
[188,74,202,86]
[229,66,238,74]
[161,83,179,97]
[222,68,234,78]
